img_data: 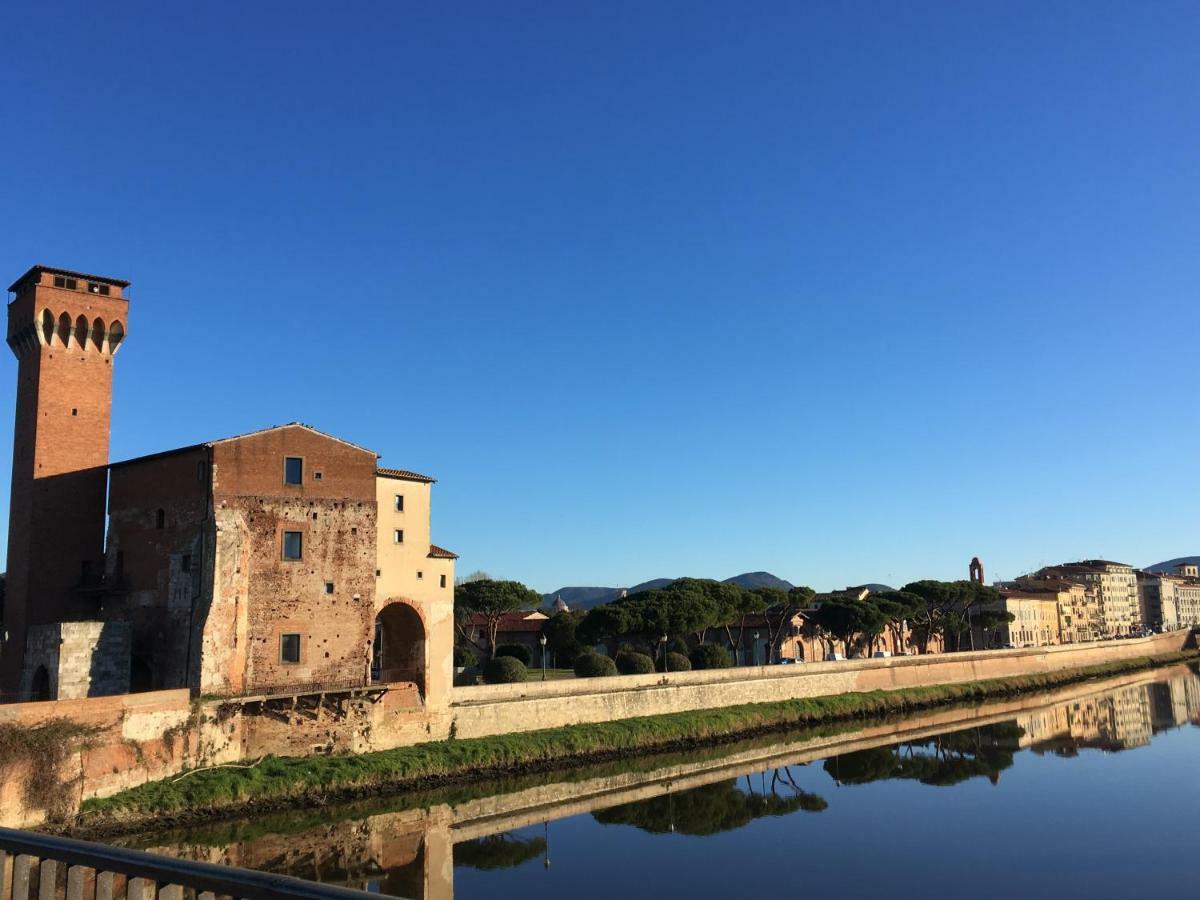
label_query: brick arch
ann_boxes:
[40,309,55,345]
[56,311,71,347]
[91,317,105,352]
[372,599,426,698]
[108,319,125,354]
[74,314,89,348]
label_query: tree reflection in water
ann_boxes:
[823,722,1025,787]
[592,768,827,836]
[455,833,547,870]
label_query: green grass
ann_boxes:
[79,650,1197,830]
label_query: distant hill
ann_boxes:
[723,571,794,591]
[1145,556,1200,574]
[856,583,897,594]
[544,572,794,611]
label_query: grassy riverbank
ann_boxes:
[80,650,1197,831]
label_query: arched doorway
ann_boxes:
[30,665,51,702]
[372,602,425,697]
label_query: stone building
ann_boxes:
[1013,576,1099,643]
[1035,560,1140,638]
[974,589,1062,649]
[1,265,456,703]
[1137,564,1200,632]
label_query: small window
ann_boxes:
[394,494,404,512]
[54,275,65,287]
[196,461,207,482]
[155,508,165,529]
[66,278,77,290]
[87,282,109,295]
[417,570,424,580]
[284,457,303,485]
[71,408,77,416]
[280,633,301,664]
[313,471,323,481]
[440,574,447,588]
[394,529,404,544]
[282,530,303,560]
[324,581,334,594]
[181,554,192,573]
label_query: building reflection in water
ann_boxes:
[139,665,1200,899]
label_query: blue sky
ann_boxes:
[1,1,1197,593]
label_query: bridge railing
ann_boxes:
[0,827,383,900]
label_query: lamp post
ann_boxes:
[539,634,548,681]
[753,631,761,666]
[660,634,669,673]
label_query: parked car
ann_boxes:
[872,650,892,658]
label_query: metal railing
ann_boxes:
[0,827,383,899]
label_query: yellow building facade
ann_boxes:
[374,468,457,710]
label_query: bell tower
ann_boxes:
[1,265,130,694]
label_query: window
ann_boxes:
[313,471,323,481]
[196,460,207,482]
[417,570,424,580]
[284,457,303,485]
[280,633,301,664]
[53,276,78,290]
[282,530,303,560]
[394,494,404,512]
[394,529,404,544]
[324,581,334,594]
[440,574,447,588]
[181,554,192,573]
[87,282,110,296]
[71,408,77,416]
[155,508,165,529]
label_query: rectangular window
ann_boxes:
[394,529,404,544]
[181,554,192,573]
[284,457,303,485]
[280,633,301,664]
[394,494,404,512]
[440,574,447,588]
[282,530,303,560]
[313,471,323,481]
[196,460,207,482]
[324,581,334,594]
[417,570,424,580]
[87,282,110,295]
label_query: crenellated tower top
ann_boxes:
[7,265,129,358]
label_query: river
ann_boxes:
[122,664,1200,899]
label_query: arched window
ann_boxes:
[108,320,125,353]
[31,665,51,702]
[74,314,89,348]
[41,309,55,345]
[57,312,71,347]
[156,508,165,529]
[92,318,105,352]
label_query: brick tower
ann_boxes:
[1,265,130,695]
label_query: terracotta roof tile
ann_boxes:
[428,544,458,559]
[377,467,436,484]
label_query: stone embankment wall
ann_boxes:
[447,630,1194,739]
[0,631,1191,829]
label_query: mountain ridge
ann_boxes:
[544,571,797,610]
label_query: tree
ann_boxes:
[977,609,1015,648]
[760,585,816,663]
[541,609,585,666]
[871,590,924,655]
[811,597,885,657]
[454,579,542,658]
[902,580,1002,652]
[455,569,492,587]
[720,585,769,665]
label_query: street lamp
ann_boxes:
[660,634,669,673]
[539,634,548,681]
[753,631,761,666]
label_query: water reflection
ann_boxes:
[135,664,1200,899]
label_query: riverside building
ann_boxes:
[1035,560,1140,638]
[0,264,456,702]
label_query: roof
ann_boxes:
[110,422,376,469]
[465,611,548,632]
[8,264,131,293]
[377,467,436,484]
[428,544,458,559]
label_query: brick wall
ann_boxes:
[19,621,131,699]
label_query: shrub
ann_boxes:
[574,652,618,678]
[454,646,479,669]
[615,650,656,675]
[690,644,732,670]
[482,656,528,684]
[618,641,654,657]
[661,651,692,672]
[495,644,533,666]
